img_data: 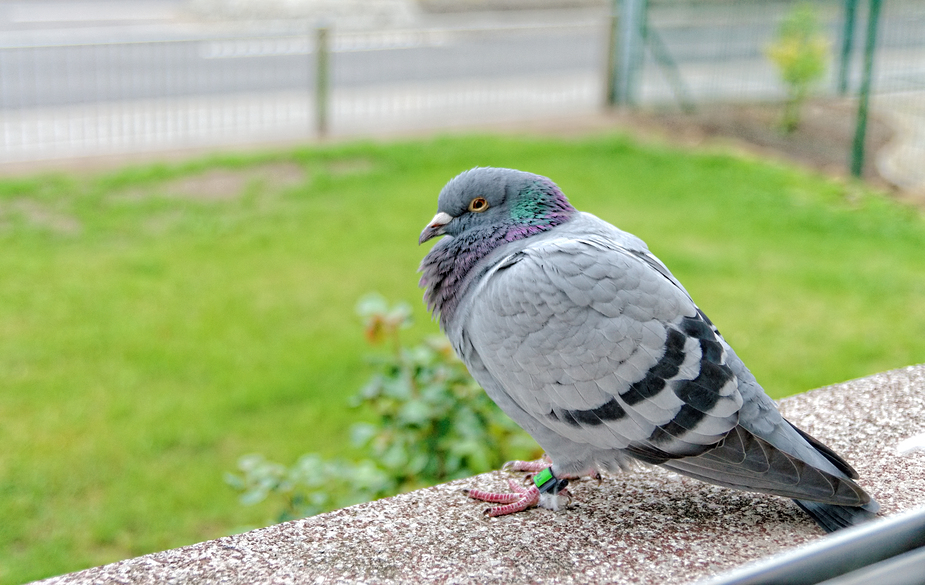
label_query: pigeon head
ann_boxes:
[419,167,576,327]
[419,167,575,244]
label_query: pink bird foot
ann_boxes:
[464,460,573,517]
[465,478,541,517]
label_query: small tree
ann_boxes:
[766,2,830,133]
[226,294,538,523]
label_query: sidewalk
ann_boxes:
[877,91,925,197]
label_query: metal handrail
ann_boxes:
[696,507,925,585]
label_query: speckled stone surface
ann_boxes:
[35,365,925,585]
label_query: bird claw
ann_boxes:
[465,456,589,516]
[469,484,541,517]
[560,489,573,506]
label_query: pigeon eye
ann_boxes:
[468,197,489,213]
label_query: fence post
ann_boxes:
[605,1,620,107]
[645,26,695,113]
[614,0,647,106]
[837,0,859,95]
[850,0,882,178]
[315,25,330,137]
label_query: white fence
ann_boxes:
[0,24,607,162]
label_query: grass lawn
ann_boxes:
[2,133,924,584]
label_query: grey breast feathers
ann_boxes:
[462,234,744,461]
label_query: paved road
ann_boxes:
[0,24,605,108]
[0,0,184,31]
[3,2,924,108]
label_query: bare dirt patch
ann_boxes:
[162,162,307,202]
[325,157,377,177]
[628,99,895,188]
[494,99,897,193]
[1,199,82,235]
[164,169,252,202]
[113,162,308,204]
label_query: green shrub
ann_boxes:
[766,2,830,132]
[226,294,537,522]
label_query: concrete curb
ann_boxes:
[35,364,925,584]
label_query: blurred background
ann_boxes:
[2,1,925,584]
[0,0,922,189]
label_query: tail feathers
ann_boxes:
[793,499,880,533]
[786,420,859,479]
[660,426,871,506]
[656,424,880,533]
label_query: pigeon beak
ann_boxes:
[419,212,454,244]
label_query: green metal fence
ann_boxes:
[606,0,925,188]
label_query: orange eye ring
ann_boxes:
[468,197,489,213]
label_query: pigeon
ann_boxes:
[418,167,879,532]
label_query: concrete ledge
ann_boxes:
[37,365,925,584]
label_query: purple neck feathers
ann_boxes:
[419,185,574,329]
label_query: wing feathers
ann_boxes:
[468,237,743,462]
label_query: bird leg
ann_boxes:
[465,459,574,517]
[502,458,551,473]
